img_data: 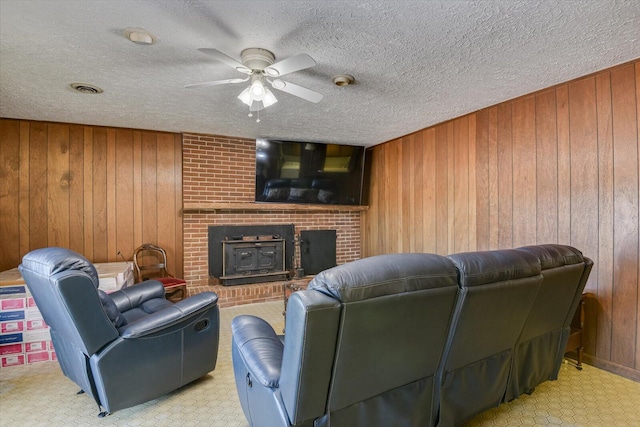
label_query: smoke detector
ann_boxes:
[124,27,156,45]
[332,74,355,86]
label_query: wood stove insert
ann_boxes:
[208,224,295,286]
[221,236,287,286]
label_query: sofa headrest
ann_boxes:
[308,253,458,303]
[446,249,541,288]
[516,244,585,269]
[20,247,100,288]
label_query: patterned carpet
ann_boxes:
[1,300,638,426]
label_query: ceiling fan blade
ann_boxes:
[184,77,249,89]
[270,80,323,103]
[264,54,316,77]
[197,48,251,74]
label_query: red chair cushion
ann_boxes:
[157,277,187,288]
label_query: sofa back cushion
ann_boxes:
[310,252,458,302]
[309,253,459,425]
[439,249,542,426]
[504,244,593,401]
[515,244,589,342]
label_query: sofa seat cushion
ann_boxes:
[121,298,173,324]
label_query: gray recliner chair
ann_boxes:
[18,247,220,416]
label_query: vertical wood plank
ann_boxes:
[453,117,469,253]
[447,122,455,254]
[132,131,143,255]
[157,133,177,274]
[106,129,117,261]
[468,113,477,251]
[69,125,84,253]
[595,70,614,361]
[568,76,600,356]
[0,120,21,269]
[423,128,437,254]
[390,139,402,252]
[556,85,571,244]
[141,132,158,245]
[511,95,537,247]
[29,122,48,250]
[412,132,424,252]
[83,127,94,260]
[115,129,135,260]
[635,61,640,371]
[497,103,513,248]
[377,144,387,254]
[395,139,404,252]
[435,124,448,254]
[475,110,490,251]
[373,144,388,254]
[363,147,377,256]
[174,134,184,277]
[610,63,638,368]
[47,123,70,248]
[19,121,30,259]
[92,128,108,262]
[401,136,412,252]
[535,89,558,244]
[488,107,499,249]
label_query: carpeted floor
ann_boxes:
[1,300,639,426]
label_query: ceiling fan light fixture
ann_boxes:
[262,89,278,108]
[250,80,266,100]
[238,87,252,106]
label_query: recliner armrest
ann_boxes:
[119,292,219,338]
[232,315,283,388]
[109,280,165,312]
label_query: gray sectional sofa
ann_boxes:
[231,244,592,427]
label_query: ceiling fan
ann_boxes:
[185,48,323,121]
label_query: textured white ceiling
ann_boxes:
[1,1,639,147]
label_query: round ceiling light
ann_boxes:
[70,83,103,94]
[123,27,156,45]
[332,74,355,86]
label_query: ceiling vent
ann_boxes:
[70,83,103,94]
[332,74,354,86]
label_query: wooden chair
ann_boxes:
[133,244,187,302]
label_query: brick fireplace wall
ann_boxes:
[182,133,362,307]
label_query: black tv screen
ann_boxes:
[255,139,367,205]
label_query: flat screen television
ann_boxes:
[255,139,367,206]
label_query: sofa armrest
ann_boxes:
[109,280,165,312]
[119,292,218,338]
[232,315,284,388]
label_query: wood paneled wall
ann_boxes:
[0,120,184,276]
[362,60,640,380]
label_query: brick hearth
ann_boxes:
[187,277,312,308]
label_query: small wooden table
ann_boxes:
[282,277,312,331]
[564,294,586,369]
